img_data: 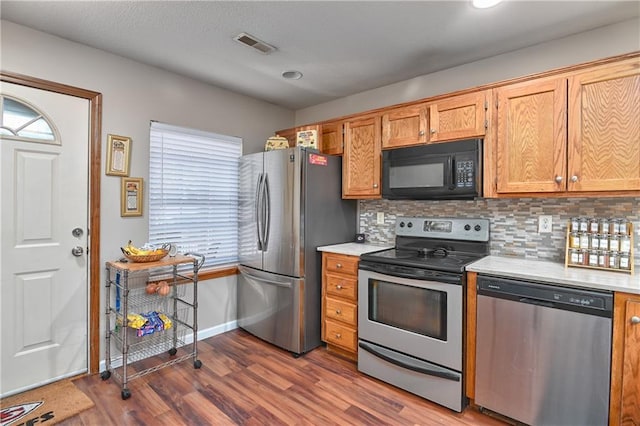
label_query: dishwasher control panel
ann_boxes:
[477,276,613,315]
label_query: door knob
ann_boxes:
[430,129,436,134]
[571,175,578,182]
[419,130,425,136]
[555,176,563,183]
[71,246,84,257]
[631,316,640,325]
[373,183,379,188]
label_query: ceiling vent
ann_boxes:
[233,32,276,55]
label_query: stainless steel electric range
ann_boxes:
[357,217,490,412]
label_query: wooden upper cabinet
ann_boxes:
[428,91,487,142]
[342,115,381,199]
[274,127,297,147]
[494,58,640,196]
[568,61,640,192]
[381,104,428,149]
[495,78,568,193]
[321,121,343,155]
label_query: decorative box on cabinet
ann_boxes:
[101,254,204,399]
[274,127,297,148]
[321,252,359,360]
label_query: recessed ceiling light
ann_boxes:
[472,0,503,8]
[282,71,303,80]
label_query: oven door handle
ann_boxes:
[359,341,460,382]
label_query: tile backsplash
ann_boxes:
[359,197,640,266]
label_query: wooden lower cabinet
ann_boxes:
[610,291,640,426]
[321,252,359,361]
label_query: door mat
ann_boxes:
[0,380,94,426]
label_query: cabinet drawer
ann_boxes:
[325,254,359,275]
[326,274,357,301]
[324,320,357,353]
[325,297,357,326]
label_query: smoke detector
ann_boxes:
[233,32,277,55]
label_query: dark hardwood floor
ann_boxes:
[66,329,507,425]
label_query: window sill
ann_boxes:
[198,265,238,281]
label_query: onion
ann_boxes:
[157,281,170,296]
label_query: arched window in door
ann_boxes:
[0,95,59,143]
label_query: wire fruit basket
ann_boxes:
[121,247,169,263]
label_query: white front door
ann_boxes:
[0,82,89,397]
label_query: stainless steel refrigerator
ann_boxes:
[238,146,356,355]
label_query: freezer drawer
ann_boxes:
[237,265,306,354]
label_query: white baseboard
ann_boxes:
[99,320,238,372]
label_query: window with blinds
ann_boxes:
[149,122,242,269]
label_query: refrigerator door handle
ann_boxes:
[263,173,271,250]
[255,173,264,250]
[238,265,293,288]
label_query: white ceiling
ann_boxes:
[2,1,638,110]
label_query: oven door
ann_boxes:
[357,268,462,371]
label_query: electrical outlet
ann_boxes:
[376,212,385,225]
[538,215,552,233]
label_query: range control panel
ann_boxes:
[396,217,490,242]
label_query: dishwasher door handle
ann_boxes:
[519,297,555,309]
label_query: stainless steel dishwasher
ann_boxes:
[475,275,613,426]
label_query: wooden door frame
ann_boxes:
[1,71,102,374]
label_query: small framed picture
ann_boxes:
[120,177,143,217]
[106,134,131,176]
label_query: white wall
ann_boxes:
[1,21,295,348]
[295,18,640,125]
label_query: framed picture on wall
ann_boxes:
[120,177,143,217]
[106,134,131,176]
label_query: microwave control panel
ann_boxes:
[456,160,475,188]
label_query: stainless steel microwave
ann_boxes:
[382,139,482,200]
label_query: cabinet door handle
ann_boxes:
[373,183,379,188]
[571,175,578,182]
[555,176,563,183]
[430,128,436,134]
[419,130,425,136]
[631,316,640,325]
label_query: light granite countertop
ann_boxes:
[317,242,393,257]
[467,255,640,295]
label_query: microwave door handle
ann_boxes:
[448,156,456,190]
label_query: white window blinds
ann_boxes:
[149,122,242,269]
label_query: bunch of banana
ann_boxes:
[121,240,167,256]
